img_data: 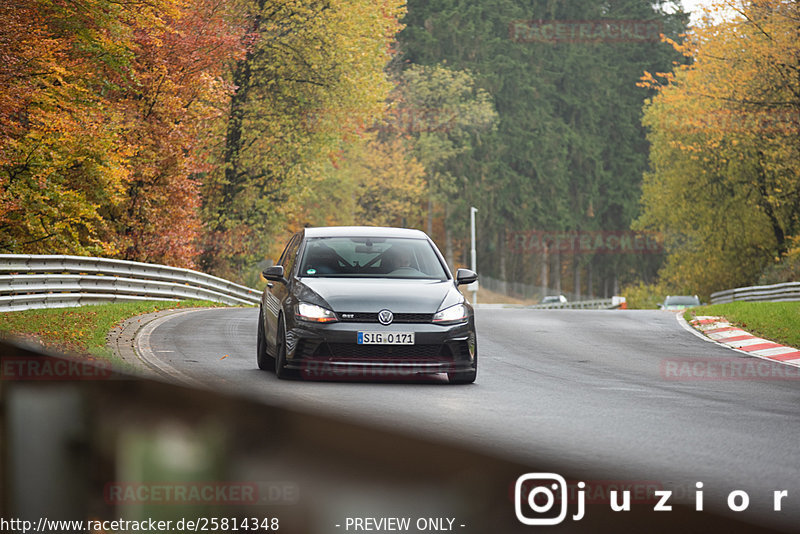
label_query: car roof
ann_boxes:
[303,226,430,239]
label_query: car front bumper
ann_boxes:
[283,318,477,378]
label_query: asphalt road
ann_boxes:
[138,307,800,531]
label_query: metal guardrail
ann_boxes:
[0,254,261,311]
[526,297,616,309]
[477,298,617,310]
[710,281,800,304]
[479,274,584,302]
[476,275,621,309]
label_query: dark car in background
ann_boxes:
[256,226,478,383]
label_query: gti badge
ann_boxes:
[378,309,394,326]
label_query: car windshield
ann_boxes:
[298,236,448,280]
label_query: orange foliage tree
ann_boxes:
[1,0,407,278]
[111,0,247,267]
[0,0,245,267]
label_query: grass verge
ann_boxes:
[685,301,800,348]
[0,300,225,366]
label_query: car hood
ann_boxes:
[297,278,462,313]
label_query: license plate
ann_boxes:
[357,332,415,345]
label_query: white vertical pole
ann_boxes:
[470,207,478,307]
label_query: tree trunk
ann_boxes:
[444,205,454,271]
[427,195,433,236]
[587,260,594,298]
[540,243,549,298]
[499,226,507,295]
[755,150,787,256]
[553,249,561,294]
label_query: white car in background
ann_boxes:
[541,295,568,304]
[659,295,701,310]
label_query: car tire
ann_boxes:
[256,307,274,370]
[274,316,293,379]
[447,369,476,384]
[448,348,477,384]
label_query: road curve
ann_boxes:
[138,307,800,531]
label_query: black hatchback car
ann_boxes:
[257,226,478,383]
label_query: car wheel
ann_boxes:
[448,349,477,384]
[256,308,274,370]
[274,316,293,379]
[447,369,476,384]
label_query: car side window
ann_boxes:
[279,233,302,278]
[276,237,293,267]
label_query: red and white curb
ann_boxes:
[687,315,800,368]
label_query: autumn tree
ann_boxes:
[636,0,800,296]
[200,0,406,280]
[292,132,427,231]
[111,0,246,267]
[386,64,497,268]
[284,63,496,269]
[0,0,131,256]
[0,0,246,268]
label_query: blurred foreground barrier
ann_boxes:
[0,254,260,311]
[710,282,800,304]
[0,339,778,534]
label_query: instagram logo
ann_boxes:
[514,473,791,524]
[514,473,569,525]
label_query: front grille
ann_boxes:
[326,343,444,360]
[337,312,433,323]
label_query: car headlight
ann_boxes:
[296,302,337,323]
[433,303,468,325]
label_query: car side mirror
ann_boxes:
[262,265,286,282]
[455,268,478,286]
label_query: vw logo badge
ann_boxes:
[378,309,394,325]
